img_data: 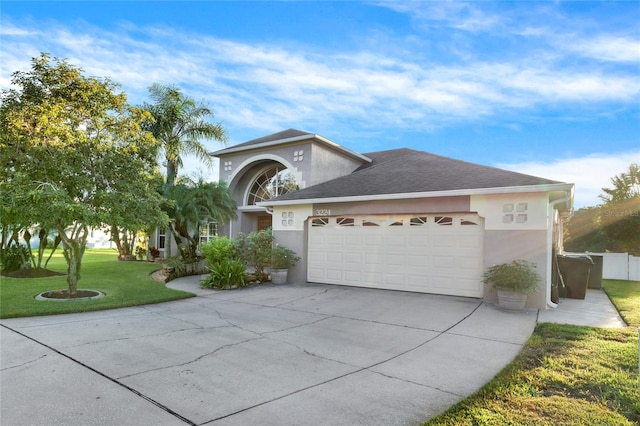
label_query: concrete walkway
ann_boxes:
[537,289,627,328]
[1,279,537,426]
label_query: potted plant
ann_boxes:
[482,260,540,311]
[270,245,300,284]
[148,246,160,262]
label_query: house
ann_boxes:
[211,129,574,309]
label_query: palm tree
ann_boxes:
[162,179,237,260]
[143,83,227,186]
[599,163,639,203]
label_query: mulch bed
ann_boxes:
[1,268,66,278]
[39,289,101,299]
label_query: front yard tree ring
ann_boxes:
[35,289,105,301]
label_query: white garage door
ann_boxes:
[307,214,484,297]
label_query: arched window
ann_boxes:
[247,166,298,205]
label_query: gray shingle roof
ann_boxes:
[221,129,311,150]
[272,148,563,201]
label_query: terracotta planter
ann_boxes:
[497,290,528,311]
[271,269,288,284]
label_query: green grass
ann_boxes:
[0,249,194,318]
[425,280,640,426]
[603,279,640,327]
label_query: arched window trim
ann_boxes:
[245,164,298,205]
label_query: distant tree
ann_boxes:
[142,83,227,187]
[563,206,609,253]
[599,163,639,203]
[564,163,640,255]
[598,163,640,255]
[0,53,167,294]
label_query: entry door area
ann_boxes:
[257,215,272,232]
[307,214,484,297]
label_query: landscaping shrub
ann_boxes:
[234,229,273,282]
[200,237,237,267]
[201,259,246,289]
[1,245,31,271]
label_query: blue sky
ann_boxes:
[1,1,639,207]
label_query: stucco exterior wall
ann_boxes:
[482,229,549,309]
[272,229,307,284]
[219,142,311,188]
[470,192,548,231]
[312,196,471,216]
[471,192,550,308]
[272,205,313,283]
[216,140,367,238]
[310,143,366,185]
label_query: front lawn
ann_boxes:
[603,279,640,327]
[425,280,640,426]
[0,249,194,318]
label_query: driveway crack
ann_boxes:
[1,354,48,371]
[0,323,196,426]
[272,288,330,307]
[117,336,264,380]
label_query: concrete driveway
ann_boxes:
[1,280,536,425]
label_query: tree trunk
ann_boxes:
[63,239,85,295]
[44,234,62,269]
[166,160,178,188]
[59,225,88,296]
[22,229,36,268]
[164,160,178,259]
[37,228,47,269]
[111,226,138,260]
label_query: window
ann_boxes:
[199,222,218,244]
[311,218,328,227]
[337,217,355,226]
[435,216,453,226]
[503,202,528,224]
[247,166,298,205]
[410,216,428,226]
[157,227,166,250]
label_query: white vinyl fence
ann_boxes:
[565,252,640,281]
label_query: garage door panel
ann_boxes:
[432,236,454,248]
[364,235,384,246]
[344,252,362,264]
[327,252,345,264]
[456,236,483,249]
[384,253,404,267]
[345,236,363,247]
[456,256,483,270]
[383,273,406,285]
[361,253,384,266]
[344,270,362,282]
[407,254,428,267]
[385,235,406,247]
[308,214,483,297]
[326,236,344,248]
[406,235,426,248]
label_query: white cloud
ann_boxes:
[1,19,638,134]
[563,35,640,63]
[378,1,502,32]
[497,152,640,208]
